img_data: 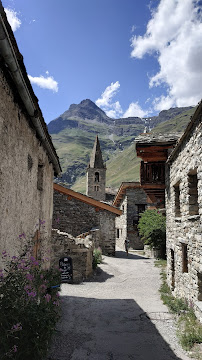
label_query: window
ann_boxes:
[198,273,202,301]
[27,154,33,171]
[171,249,175,290]
[182,244,188,273]
[95,172,99,182]
[122,205,124,213]
[174,182,180,217]
[188,172,199,215]
[116,229,119,238]
[94,186,99,192]
[37,164,43,191]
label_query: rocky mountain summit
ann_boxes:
[48,100,195,191]
[48,99,192,135]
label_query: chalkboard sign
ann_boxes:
[59,256,73,283]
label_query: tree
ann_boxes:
[138,209,166,256]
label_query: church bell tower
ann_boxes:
[86,135,106,201]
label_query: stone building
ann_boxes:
[0,4,61,267]
[53,183,122,257]
[86,135,106,201]
[135,133,179,209]
[166,100,202,320]
[51,229,94,283]
[113,182,147,250]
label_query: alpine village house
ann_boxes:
[0,3,61,268]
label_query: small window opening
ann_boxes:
[94,185,99,192]
[122,205,124,213]
[188,172,199,215]
[198,273,202,301]
[37,164,44,191]
[95,172,100,182]
[174,183,180,217]
[28,154,33,171]
[182,244,188,273]
[171,249,175,290]
[116,229,119,238]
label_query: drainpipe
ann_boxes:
[0,8,61,176]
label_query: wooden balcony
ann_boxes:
[141,161,165,185]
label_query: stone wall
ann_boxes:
[86,167,106,201]
[0,63,54,267]
[115,188,147,250]
[53,191,117,255]
[166,110,202,320]
[51,229,93,282]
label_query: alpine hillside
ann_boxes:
[48,99,195,193]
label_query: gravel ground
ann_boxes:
[48,250,193,360]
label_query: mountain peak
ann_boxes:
[63,99,110,122]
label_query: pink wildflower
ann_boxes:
[39,284,47,293]
[27,291,37,298]
[12,323,22,331]
[19,233,25,239]
[53,300,60,306]
[24,284,32,290]
[44,294,51,303]
[13,345,18,353]
[26,273,34,281]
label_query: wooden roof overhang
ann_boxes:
[136,143,176,162]
[141,183,165,195]
[113,182,141,208]
[54,183,122,216]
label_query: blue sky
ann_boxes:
[3,0,202,123]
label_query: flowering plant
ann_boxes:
[0,249,61,359]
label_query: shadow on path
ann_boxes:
[85,267,114,283]
[48,295,182,360]
[115,250,149,260]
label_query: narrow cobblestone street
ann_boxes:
[48,250,192,360]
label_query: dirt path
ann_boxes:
[48,250,192,360]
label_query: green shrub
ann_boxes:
[0,249,61,359]
[92,247,102,269]
[138,209,166,253]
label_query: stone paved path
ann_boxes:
[48,250,192,360]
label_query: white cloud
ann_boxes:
[96,81,120,108]
[123,102,149,118]
[96,81,123,118]
[28,74,59,93]
[5,8,21,32]
[131,0,202,111]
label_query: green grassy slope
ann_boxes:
[72,143,141,192]
[53,106,196,194]
[152,106,196,133]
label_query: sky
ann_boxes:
[2,0,202,123]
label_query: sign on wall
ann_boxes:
[59,256,73,283]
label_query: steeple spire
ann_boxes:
[89,135,105,169]
[86,135,106,201]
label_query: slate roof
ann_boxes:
[113,182,141,208]
[135,133,181,146]
[54,183,122,215]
